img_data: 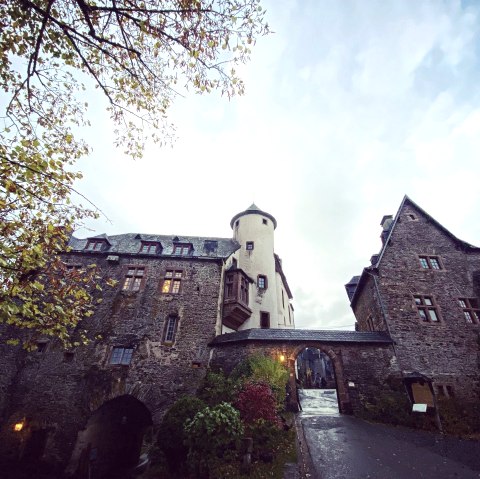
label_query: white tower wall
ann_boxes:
[231,206,279,329]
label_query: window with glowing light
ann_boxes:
[122,267,145,292]
[162,270,183,293]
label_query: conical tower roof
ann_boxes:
[230,203,277,229]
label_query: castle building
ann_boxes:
[0,204,294,477]
[346,195,480,406]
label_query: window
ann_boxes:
[173,243,192,255]
[122,267,145,292]
[110,347,133,365]
[414,295,439,322]
[224,270,250,306]
[262,218,268,225]
[260,312,270,329]
[204,240,218,253]
[162,270,182,293]
[163,315,178,343]
[235,220,239,228]
[139,242,160,254]
[418,256,442,270]
[85,240,106,251]
[458,298,480,324]
[436,384,455,398]
[246,241,254,251]
[257,275,267,289]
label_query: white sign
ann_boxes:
[412,403,427,413]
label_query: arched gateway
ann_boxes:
[210,329,399,415]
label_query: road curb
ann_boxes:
[294,414,317,478]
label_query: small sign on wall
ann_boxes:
[412,403,427,413]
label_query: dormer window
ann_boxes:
[139,241,160,254]
[85,240,107,251]
[173,243,192,255]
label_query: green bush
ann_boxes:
[157,395,207,473]
[197,369,239,406]
[438,398,480,437]
[246,419,284,462]
[185,402,244,478]
[231,354,288,411]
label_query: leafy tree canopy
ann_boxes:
[0,0,269,345]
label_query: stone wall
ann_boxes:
[353,200,480,404]
[211,340,401,415]
[0,252,224,471]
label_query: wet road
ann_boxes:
[297,389,480,479]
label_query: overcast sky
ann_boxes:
[75,0,480,330]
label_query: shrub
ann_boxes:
[157,396,206,472]
[185,402,244,478]
[235,381,280,426]
[197,369,239,406]
[438,398,480,437]
[231,354,288,410]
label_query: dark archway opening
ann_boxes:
[75,395,152,479]
[295,347,339,415]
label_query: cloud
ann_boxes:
[74,0,480,330]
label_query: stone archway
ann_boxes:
[285,344,351,414]
[68,395,152,479]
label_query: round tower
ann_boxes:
[230,204,278,329]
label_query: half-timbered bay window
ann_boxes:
[123,267,145,292]
[222,269,252,330]
[162,270,182,293]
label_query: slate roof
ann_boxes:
[210,328,393,346]
[68,233,240,259]
[230,203,278,229]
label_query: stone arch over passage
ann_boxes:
[287,343,350,413]
[68,394,152,479]
[209,328,397,416]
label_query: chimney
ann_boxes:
[380,215,393,245]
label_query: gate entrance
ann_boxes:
[295,347,339,415]
[71,395,152,479]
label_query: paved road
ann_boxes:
[297,389,480,479]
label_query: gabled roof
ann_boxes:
[374,195,479,268]
[69,233,240,259]
[210,328,393,345]
[349,195,480,308]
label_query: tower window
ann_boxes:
[262,218,268,225]
[257,275,267,289]
[246,241,254,250]
[260,312,270,329]
[235,220,239,228]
